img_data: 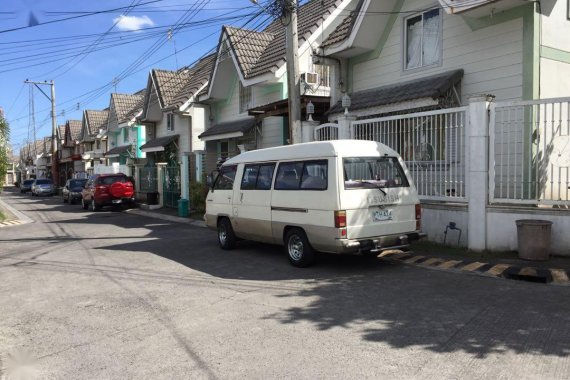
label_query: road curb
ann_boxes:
[379,251,570,286]
[0,193,33,226]
[126,208,206,228]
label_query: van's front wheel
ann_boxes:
[218,218,236,250]
[285,229,315,267]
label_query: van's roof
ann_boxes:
[224,140,399,165]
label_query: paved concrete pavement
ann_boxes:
[1,188,570,379]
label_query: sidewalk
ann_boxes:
[0,187,33,227]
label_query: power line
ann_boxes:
[0,0,165,35]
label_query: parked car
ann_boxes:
[81,173,135,211]
[31,178,55,196]
[62,178,88,204]
[20,179,35,193]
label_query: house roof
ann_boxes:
[198,118,255,140]
[328,69,464,114]
[151,54,216,110]
[66,120,83,141]
[111,92,144,123]
[85,109,109,135]
[58,125,66,140]
[139,134,179,151]
[321,0,364,48]
[105,145,131,156]
[223,0,342,80]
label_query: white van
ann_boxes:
[205,140,425,267]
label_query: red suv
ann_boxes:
[81,173,135,211]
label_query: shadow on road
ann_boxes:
[6,187,570,360]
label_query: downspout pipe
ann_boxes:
[311,53,347,105]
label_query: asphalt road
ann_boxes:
[1,188,569,379]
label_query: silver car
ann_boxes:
[31,179,55,196]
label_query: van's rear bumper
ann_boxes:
[334,231,426,254]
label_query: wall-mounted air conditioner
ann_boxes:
[301,72,320,86]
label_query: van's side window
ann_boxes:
[241,163,275,190]
[256,164,275,190]
[214,165,237,190]
[275,160,327,190]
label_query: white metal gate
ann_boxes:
[490,97,570,206]
[350,107,468,201]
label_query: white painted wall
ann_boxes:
[260,117,284,148]
[540,0,570,51]
[422,204,468,246]
[352,0,524,102]
[189,105,207,152]
[540,58,570,99]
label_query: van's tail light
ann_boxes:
[334,210,347,228]
[415,204,421,230]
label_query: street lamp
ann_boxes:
[306,101,314,121]
[342,93,351,115]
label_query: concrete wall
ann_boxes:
[487,207,570,257]
[351,0,524,102]
[422,203,468,247]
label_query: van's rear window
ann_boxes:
[344,157,409,189]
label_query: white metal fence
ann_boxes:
[350,107,468,201]
[314,123,339,141]
[490,97,570,206]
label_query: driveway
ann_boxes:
[1,188,569,379]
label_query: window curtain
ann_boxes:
[406,16,422,69]
[422,10,441,66]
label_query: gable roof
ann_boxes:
[328,69,464,114]
[57,125,66,140]
[223,0,343,80]
[84,109,109,135]
[321,0,364,48]
[66,120,83,141]
[148,53,217,112]
[111,92,144,124]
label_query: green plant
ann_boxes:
[0,113,10,189]
[190,181,207,212]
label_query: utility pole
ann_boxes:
[285,0,301,144]
[249,0,301,144]
[24,80,58,185]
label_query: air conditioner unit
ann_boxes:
[301,72,319,86]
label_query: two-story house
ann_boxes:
[57,120,84,183]
[138,54,216,207]
[197,0,357,172]
[104,91,145,176]
[80,109,109,176]
[35,136,52,179]
[315,0,570,253]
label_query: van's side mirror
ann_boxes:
[206,170,219,190]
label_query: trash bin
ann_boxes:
[178,198,189,217]
[147,192,159,205]
[515,219,553,261]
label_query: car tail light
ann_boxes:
[334,210,346,228]
[415,203,421,230]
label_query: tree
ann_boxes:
[0,111,10,189]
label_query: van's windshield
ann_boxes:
[344,157,409,189]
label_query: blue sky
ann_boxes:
[0,0,273,154]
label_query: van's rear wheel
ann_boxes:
[218,218,236,250]
[285,228,315,267]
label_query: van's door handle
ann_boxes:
[240,193,244,202]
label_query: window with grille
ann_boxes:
[239,82,252,114]
[167,113,175,132]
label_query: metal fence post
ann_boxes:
[467,95,494,251]
[157,162,167,208]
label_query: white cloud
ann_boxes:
[113,15,154,31]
